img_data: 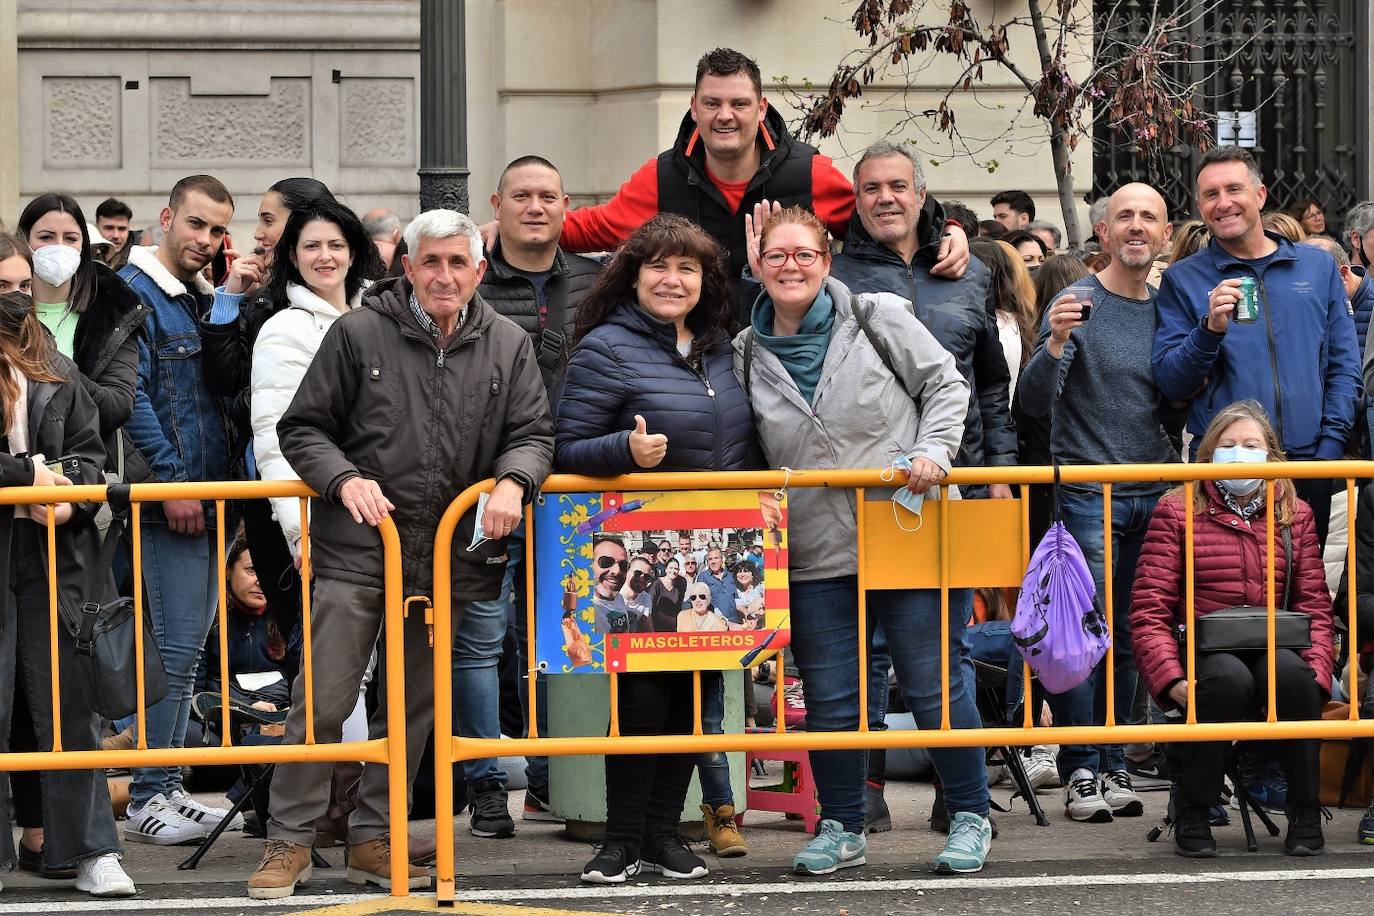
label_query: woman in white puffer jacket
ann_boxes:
[251,198,382,560]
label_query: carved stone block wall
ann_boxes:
[339,78,414,168]
[42,75,120,169]
[151,78,310,167]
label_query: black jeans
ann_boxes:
[1176,647,1322,809]
[1293,478,1333,552]
[603,671,696,854]
[0,524,120,870]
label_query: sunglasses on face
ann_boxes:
[657,547,670,553]
[690,593,710,601]
[596,557,629,572]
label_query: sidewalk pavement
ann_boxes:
[7,774,1372,893]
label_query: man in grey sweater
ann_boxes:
[1017,182,1176,824]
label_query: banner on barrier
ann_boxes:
[534,489,791,673]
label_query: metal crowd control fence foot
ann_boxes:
[0,480,412,897]
[430,463,1374,906]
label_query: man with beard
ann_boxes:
[621,555,658,628]
[591,536,641,634]
[1018,182,1178,823]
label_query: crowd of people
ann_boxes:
[0,44,1371,899]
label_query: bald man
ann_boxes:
[362,207,402,270]
[1015,182,1176,824]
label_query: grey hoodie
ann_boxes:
[733,278,968,581]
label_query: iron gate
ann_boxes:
[1092,0,1368,225]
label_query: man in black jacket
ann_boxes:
[476,155,602,825]
[247,209,553,900]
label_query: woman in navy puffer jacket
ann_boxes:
[556,214,755,885]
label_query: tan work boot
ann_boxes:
[700,803,748,857]
[346,833,431,890]
[247,839,312,899]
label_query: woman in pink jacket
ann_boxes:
[1130,400,1334,859]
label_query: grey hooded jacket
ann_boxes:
[733,277,968,581]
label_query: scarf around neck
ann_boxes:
[751,286,835,404]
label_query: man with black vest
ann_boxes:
[492,48,968,320]
[476,155,601,827]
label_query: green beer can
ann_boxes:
[1234,277,1259,323]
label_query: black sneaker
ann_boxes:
[1360,802,1374,845]
[1125,749,1172,790]
[467,779,514,838]
[1173,799,1216,858]
[1284,804,1326,857]
[523,780,562,823]
[865,782,892,834]
[639,835,708,879]
[580,842,639,884]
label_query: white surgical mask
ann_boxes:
[1212,444,1267,497]
[32,244,81,288]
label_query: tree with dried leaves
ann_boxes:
[785,0,1249,247]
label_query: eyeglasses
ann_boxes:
[690,593,710,601]
[596,557,629,572]
[761,248,825,268]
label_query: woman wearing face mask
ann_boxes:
[557,214,754,882]
[0,286,136,896]
[252,198,380,566]
[1130,400,1334,858]
[735,206,985,877]
[16,195,148,451]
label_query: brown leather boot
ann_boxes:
[247,839,313,899]
[700,803,748,857]
[345,833,431,890]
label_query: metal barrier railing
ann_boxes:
[430,462,1374,904]
[0,480,412,896]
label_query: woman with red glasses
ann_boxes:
[556,214,756,883]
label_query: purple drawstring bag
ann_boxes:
[1012,467,1110,694]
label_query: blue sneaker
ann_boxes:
[932,811,992,874]
[792,819,867,876]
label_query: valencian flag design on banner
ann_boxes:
[534,489,790,673]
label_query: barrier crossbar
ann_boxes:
[0,480,412,896]
[431,462,1374,905]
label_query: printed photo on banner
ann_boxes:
[534,489,790,674]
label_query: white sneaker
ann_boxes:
[1064,767,1114,823]
[169,788,245,831]
[75,853,137,897]
[1022,745,1060,791]
[124,793,212,845]
[1100,770,1145,817]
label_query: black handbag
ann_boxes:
[63,484,169,720]
[1193,525,1313,652]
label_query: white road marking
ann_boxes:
[0,867,1371,912]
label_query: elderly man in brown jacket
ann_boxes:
[247,209,553,900]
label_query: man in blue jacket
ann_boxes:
[1153,145,1361,545]
[119,174,242,845]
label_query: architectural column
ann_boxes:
[418,0,469,213]
[0,0,19,223]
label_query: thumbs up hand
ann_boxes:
[628,414,669,468]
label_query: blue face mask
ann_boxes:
[1212,444,1268,497]
[882,454,937,531]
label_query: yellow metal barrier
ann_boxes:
[0,480,412,896]
[431,462,1374,905]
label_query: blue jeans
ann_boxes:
[453,595,509,787]
[697,671,733,807]
[502,522,548,786]
[791,577,989,834]
[1048,489,1158,778]
[131,523,220,809]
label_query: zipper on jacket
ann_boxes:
[1257,276,1286,444]
[437,347,446,368]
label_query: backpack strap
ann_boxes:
[1281,524,1293,611]
[852,299,901,388]
[742,328,755,396]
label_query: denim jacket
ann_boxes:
[119,246,232,487]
